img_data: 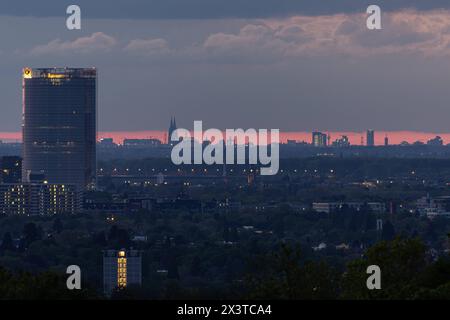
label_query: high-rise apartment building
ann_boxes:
[312,131,328,147]
[103,249,142,296]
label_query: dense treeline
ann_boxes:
[1,237,450,299]
[0,207,449,299]
[247,238,450,300]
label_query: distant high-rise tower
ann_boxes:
[366,130,375,147]
[22,67,97,190]
[312,131,327,147]
[168,117,178,144]
[384,135,389,146]
[103,249,142,296]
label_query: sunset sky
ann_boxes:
[2,1,450,136]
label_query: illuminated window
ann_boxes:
[117,256,127,288]
[46,73,66,79]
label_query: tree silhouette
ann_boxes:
[0,232,14,252]
[342,237,426,299]
[52,218,63,234]
[246,245,339,299]
[22,223,41,248]
[381,220,396,241]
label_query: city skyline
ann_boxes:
[3,130,450,146]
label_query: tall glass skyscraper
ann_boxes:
[366,129,375,147]
[22,67,97,190]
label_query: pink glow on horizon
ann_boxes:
[1,131,450,145]
[281,131,450,146]
[98,131,167,144]
[0,132,22,142]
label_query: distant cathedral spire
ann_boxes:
[168,116,178,144]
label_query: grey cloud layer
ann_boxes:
[27,11,450,60]
[31,32,118,55]
[3,0,450,19]
[2,10,450,133]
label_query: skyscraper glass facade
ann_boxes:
[22,67,97,190]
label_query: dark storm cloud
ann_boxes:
[2,0,450,19]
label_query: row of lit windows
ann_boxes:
[117,257,127,287]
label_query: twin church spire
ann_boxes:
[168,116,177,143]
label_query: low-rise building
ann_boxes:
[312,201,386,214]
[416,195,450,218]
[0,183,81,215]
